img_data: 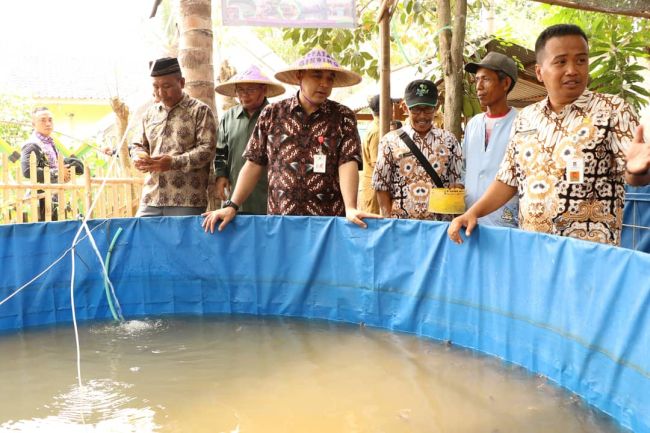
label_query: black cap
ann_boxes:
[404,80,438,108]
[368,94,380,114]
[465,52,518,92]
[150,57,181,77]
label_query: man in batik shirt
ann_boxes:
[372,79,463,221]
[449,24,642,246]
[132,57,217,217]
[202,49,380,232]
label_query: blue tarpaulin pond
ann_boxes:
[0,216,648,432]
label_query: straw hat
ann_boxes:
[274,49,362,88]
[215,65,285,98]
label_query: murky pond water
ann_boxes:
[0,316,626,433]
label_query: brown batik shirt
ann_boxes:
[132,93,217,208]
[372,124,463,221]
[243,93,362,216]
[496,90,638,245]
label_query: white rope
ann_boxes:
[0,221,108,307]
[1,11,176,426]
[69,245,87,425]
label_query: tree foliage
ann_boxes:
[278,0,449,81]
[0,95,33,149]
[259,0,650,120]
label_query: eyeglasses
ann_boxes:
[409,106,435,115]
[235,86,264,95]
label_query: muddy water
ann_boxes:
[0,316,626,433]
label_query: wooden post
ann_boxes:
[84,167,92,219]
[377,0,395,138]
[15,159,24,223]
[1,154,8,224]
[43,166,52,222]
[125,182,134,217]
[28,153,39,223]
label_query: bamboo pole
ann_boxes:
[84,168,92,219]
[110,184,118,218]
[1,154,8,224]
[15,160,24,223]
[43,166,52,222]
[0,184,84,191]
[28,153,39,223]
[70,179,79,220]
[125,182,134,217]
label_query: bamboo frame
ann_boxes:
[0,153,144,224]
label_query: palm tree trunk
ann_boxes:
[177,0,218,210]
[177,0,215,113]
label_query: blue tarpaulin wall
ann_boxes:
[623,185,650,253]
[1,216,649,432]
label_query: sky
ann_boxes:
[0,0,166,101]
[0,0,156,59]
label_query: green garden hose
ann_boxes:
[104,227,124,321]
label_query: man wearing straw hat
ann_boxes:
[372,79,463,221]
[213,65,285,215]
[202,48,380,232]
[132,57,217,217]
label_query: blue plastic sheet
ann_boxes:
[623,185,650,253]
[1,216,649,432]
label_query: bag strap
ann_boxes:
[398,131,444,188]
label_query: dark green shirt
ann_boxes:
[215,100,269,214]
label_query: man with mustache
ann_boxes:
[448,24,642,246]
[372,79,463,221]
[462,52,519,228]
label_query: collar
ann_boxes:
[483,107,517,122]
[402,123,438,141]
[236,98,269,119]
[485,107,512,119]
[289,91,331,115]
[34,131,54,144]
[157,92,189,112]
[541,89,593,116]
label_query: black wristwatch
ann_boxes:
[223,199,239,212]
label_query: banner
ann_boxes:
[222,0,357,28]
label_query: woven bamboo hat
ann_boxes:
[215,65,285,98]
[274,49,362,88]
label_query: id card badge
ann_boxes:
[314,154,327,173]
[566,157,584,184]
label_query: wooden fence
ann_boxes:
[0,153,143,224]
